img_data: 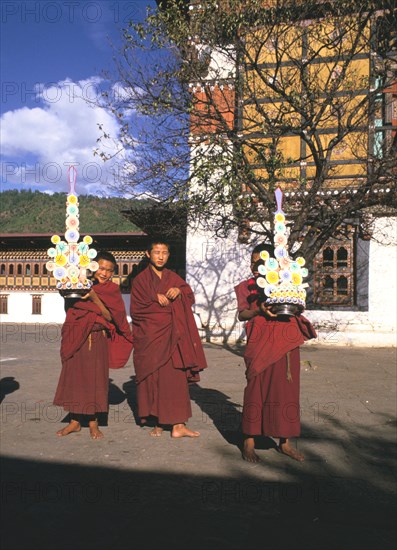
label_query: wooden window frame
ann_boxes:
[0,294,8,315]
[312,229,355,306]
[32,295,42,315]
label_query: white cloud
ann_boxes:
[0,77,130,195]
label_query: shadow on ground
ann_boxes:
[1,450,395,550]
[0,377,20,404]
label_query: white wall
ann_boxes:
[368,217,397,330]
[308,217,396,346]
[186,216,397,347]
[186,225,251,343]
[0,292,66,324]
[0,292,133,325]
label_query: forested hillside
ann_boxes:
[0,190,143,233]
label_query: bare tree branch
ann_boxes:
[100,0,396,262]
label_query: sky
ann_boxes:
[1,0,155,196]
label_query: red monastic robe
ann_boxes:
[54,281,133,414]
[235,278,316,437]
[130,267,207,425]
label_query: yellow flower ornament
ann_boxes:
[266,271,279,284]
[67,194,78,205]
[46,167,98,295]
[259,250,269,261]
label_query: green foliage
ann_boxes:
[0,190,143,233]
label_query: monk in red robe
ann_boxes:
[130,240,207,438]
[235,244,316,463]
[54,251,133,439]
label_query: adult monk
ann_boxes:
[130,240,207,438]
[54,251,133,439]
[234,244,316,463]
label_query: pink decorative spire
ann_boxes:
[274,186,284,214]
[68,165,77,196]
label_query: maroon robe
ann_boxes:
[235,278,316,437]
[130,267,207,425]
[54,281,133,414]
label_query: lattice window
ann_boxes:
[373,76,396,158]
[323,248,334,267]
[32,295,42,315]
[313,230,355,306]
[0,295,8,314]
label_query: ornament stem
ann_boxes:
[68,166,77,196]
[274,186,284,214]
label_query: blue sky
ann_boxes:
[1,0,155,196]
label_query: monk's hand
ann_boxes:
[165,287,181,301]
[80,289,96,301]
[157,293,171,307]
[259,302,278,318]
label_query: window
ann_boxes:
[0,295,8,314]
[34,264,40,275]
[25,264,31,275]
[337,247,348,267]
[42,264,47,275]
[32,295,42,315]
[9,264,14,275]
[322,248,334,267]
[313,229,355,306]
[0,264,5,275]
[323,275,334,297]
[373,76,396,159]
[373,78,385,158]
[123,264,129,275]
[17,264,22,275]
[337,275,348,296]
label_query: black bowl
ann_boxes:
[269,303,304,316]
[58,289,89,299]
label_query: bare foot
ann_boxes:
[278,440,304,462]
[56,420,81,437]
[242,437,261,463]
[150,426,164,437]
[89,420,104,440]
[171,423,200,438]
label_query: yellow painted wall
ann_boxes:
[243,16,371,188]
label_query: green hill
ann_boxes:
[0,190,144,233]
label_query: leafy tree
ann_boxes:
[102,0,397,262]
[0,190,143,233]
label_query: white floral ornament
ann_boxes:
[255,187,310,314]
[46,166,98,293]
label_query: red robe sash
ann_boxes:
[130,267,207,384]
[60,280,133,369]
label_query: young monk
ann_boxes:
[54,251,133,439]
[234,244,316,463]
[130,240,207,438]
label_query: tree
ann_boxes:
[102,0,397,263]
